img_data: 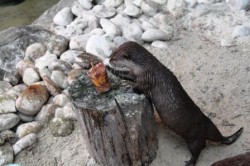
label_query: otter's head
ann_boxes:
[104,41,155,81]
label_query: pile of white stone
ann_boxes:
[0,34,85,164]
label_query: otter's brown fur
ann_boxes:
[211,152,250,166]
[106,41,243,166]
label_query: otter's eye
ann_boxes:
[123,54,130,59]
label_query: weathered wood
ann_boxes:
[211,152,250,166]
[69,72,158,166]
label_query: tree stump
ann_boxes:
[69,71,158,166]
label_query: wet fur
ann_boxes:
[106,41,243,166]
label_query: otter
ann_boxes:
[211,152,250,166]
[104,41,243,166]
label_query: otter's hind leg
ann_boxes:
[185,138,205,166]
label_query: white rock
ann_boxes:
[0,81,12,95]
[48,59,72,74]
[111,14,131,28]
[122,21,143,42]
[102,34,115,42]
[47,35,69,56]
[100,19,121,36]
[78,0,92,9]
[60,50,84,65]
[113,36,128,47]
[63,103,77,120]
[38,68,51,78]
[53,7,73,26]
[0,95,16,114]
[69,34,91,50]
[23,68,40,85]
[16,122,42,138]
[232,25,250,37]
[35,104,58,125]
[81,11,100,33]
[60,19,88,39]
[35,53,57,70]
[90,28,105,35]
[0,143,13,165]
[25,43,46,62]
[86,35,113,60]
[16,60,35,77]
[42,76,61,97]
[142,29,169,42]
[0,113,20,131]
[67,69,84,84]
[124,4,142,17]
[51,70,68,89]
[227,0,250,11]
[13,133,37,155]
[4,84,27,99]
[133,0,143,6]
[17,112,34,122]
[153,0,168,5]
[71,3,85,17]
[141,1,158,16]
[142,21,156,31]
[167,0,186,18]
[104,0,124,7]
[16,85,49,116]
[92,5,117,18]
[53,94,71,107]
[151,40,169,49]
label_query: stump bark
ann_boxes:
[69,72,158,166]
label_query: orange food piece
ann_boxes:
[87,63,110,94]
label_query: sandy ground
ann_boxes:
[15,30,250,166]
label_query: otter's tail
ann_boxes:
[221,127,243,145]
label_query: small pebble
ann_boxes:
[16,85,49,116]
[13,133,37,155]
[100,18,121,36]
[16,60,35,77]
[60,50,84,65]
[104,0,124,7]
[151,40,168,49]
[35,104,58,125]
[16,122,42,138]
[47,35,69,56]
[53,94,71,107]
[49,117,74,137]
[42,76,62,96]
[51,70,68,89]
[35,53,57,70]
[124,4,142,17]
[141,1,158,16]
[22,68,40,85]
[142,29,170,42]
[69,34,91,51]
[63,103,77,120]
[25,43,46,62]
[86,35,113,60]
[53,7,73,26]
[0,113,20,132]
[17,112,34,122]
[92,5,117,19]
[48,59,72,74]
[78,0,92,9]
